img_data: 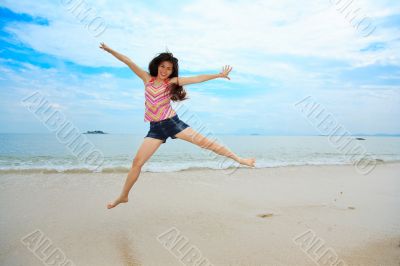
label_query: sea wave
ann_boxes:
[0,158,394,175]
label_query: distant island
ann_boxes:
[83,130,107,134]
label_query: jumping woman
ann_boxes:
[99,42,256,209]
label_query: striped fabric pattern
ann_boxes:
[144,77,177,122]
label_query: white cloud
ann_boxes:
[1,0,399,134]
[0,62,144,112]
[2,0,400,73]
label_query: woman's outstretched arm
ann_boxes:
[99,42,150,82]
[170,65,233,86]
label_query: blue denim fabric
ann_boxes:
[144,114,190,143]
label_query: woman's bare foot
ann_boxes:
[239,157,256,167]
[107,195,129,209]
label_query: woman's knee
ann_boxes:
[132,157,146,168]
[199,139,218,150]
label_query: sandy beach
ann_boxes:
[1,163,399,265]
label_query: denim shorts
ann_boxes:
[145,114,190,143]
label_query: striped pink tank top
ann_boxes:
[144,77,177,122]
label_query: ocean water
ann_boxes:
[0,133,399,173]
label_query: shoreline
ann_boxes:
[0,159,397,175]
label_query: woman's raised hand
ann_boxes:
[99,42,111,52]
[219,65,233,80]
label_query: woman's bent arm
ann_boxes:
[99,42,150,82]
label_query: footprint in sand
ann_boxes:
[257,213,274,218]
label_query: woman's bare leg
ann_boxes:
[107,137,164,209]
[174,127,256,167]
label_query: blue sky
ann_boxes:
[0,0,399,135]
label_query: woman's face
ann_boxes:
[157,61,173,80]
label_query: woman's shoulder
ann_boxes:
[144,76,155,84]
[168,77,178,84]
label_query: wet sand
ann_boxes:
[1,163,399,265]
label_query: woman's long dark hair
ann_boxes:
[148,52,189,102]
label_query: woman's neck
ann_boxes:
[154,77,166,85]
